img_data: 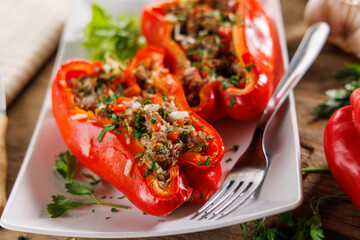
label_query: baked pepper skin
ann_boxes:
[52,46,224,216]
[142,0,284,121]
[324,88,360,210]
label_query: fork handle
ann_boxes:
[0,113,8,215]
[260,22,330,128]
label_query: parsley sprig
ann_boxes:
[240,193,348,239]
[47,151,130,218]
[313,63,360,118]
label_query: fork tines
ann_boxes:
[191,179,255,220]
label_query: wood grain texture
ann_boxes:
[1,0,360,239]
[0,114,8,215]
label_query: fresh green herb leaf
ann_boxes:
[221,80,231,89]
[150,116,157,124]
[230,75,239,87]
[180,130,189,139]
[204,157,211,166]
[141,99,152,107]
[231,144,240,151]
[279,212,295,227]
[111,207,119,213]
[47,152,130,218]
[153,146,168,154]
[143,160,160,177]
[165,127,174,133]
[245,64,255,72]
[82,3,145,63]
[55,151,76,182]
[65,182,93,196]
[203,65,216,77]
[158,107,170,119]
[134,152,144,159]
[47,195,82,218]
[228,95,235,109]
[98,123,117,142]
[313,63,360,118]
[240,193,349,239]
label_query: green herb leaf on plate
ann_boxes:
[47,195,83,218]
[55,151,76,182]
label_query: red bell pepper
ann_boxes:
[141,0,284,121]
[52,45,224,216]
[324,88,360,210]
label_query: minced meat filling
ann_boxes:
[166,0,247,106]
[69,58,212,186]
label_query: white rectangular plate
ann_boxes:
[1,0,302,238]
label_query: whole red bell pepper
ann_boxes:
[324,88,360,210]
[52,45,224,216]
[141,0,284,121]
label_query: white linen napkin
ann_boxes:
[0,0,70,106]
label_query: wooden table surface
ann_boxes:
[1,0,360,239]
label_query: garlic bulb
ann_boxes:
[304,0,360,58]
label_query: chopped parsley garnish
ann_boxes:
[99,93,122,106]
[158,107,170,119]
[245,64,255,72]
[143,160,160,177]
[222,80,231,89]
[205,135,215,139]
[231,144,240,151]
[98,123,118,142]
[228,95,236,109]
[226,158,232,162]
[186,49,205,58]
[191,117,199,122]
[141,99,152,107]
[200,142,209,150]
[134,152,144,159]
[165,127,174,133]
[133,127,149,139]
[180,130,189,139]
[132,111,148,139]
[150,116,157,124]
[204,157,212,166]
[153,146,168,154]
[148,88,156,94]
[230,75,239,87]
[203,65,216,77]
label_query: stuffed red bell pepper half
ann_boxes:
[142,0,284,121]
[51,45,224,216]
[324,88,360,210]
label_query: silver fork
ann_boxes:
[192,22,330,220]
